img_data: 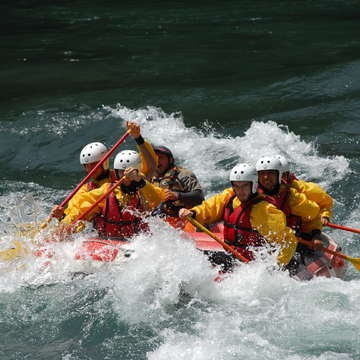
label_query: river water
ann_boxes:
[1,1,360,359]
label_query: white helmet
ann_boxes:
[114,150,140,170]
[80,142,108,169]
[275,154,289,173]
[229,163,257,193]
[255,156,282,182]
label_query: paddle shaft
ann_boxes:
[327,223,360,235]
[71,177,124,225]
[297,238,349,262]
[60,130,130,208]
[187,217,250,263]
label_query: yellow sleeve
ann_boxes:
[191,187,234,225]
[62,176,112,224]
[301,214,323,234]
[61,185,107,224]
[138,139,158,179]
[250,202,298,265]
[138,181,167,210]
[288,187,320,222]
[61,184,88,224]
[297,180,333,219]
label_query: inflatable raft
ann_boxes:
[0,225,347,280]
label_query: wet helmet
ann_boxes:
[255,156,283,182]
[275,154,289,173]
[114,150,140,170]
[229,163,258,193]
[80,142,109,170]
[154,145,174,165]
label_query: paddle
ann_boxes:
[40,130,130,229]
[297,238,360,272]
[186,216,250,263]
[327,223,360,235]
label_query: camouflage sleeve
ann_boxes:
[176,168,204,208]
[177,168,203,192]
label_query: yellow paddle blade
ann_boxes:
[13,216,52,236]
[0,241,29,261]
[345,255,360,272]
[14,220,51,239]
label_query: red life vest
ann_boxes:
[223,195,266,261]
[93,186,149,240]
[263,185,301,231]
[109,170,118,183]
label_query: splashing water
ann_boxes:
[0,105,357,360]
[106,105,349,191]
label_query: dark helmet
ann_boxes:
[154,145,174,166]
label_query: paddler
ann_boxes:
[57,151,166,240]
[150,145,204,228]
[50,141,111,220]
[275,154,333,250]
[51,121,158,221]
[178,163,298,266]
[255,156,323,250]
[276,154,333,226]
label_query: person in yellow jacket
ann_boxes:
[179,163,298,266]
[275,154,333,249]
[255,156,323,249]
[276,155,333,226]
[55,163,166,241]
[60,150,166,228]
[50,121,158,221]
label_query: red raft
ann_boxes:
[33,238,130,263]
[186,223,347,280]
[74,238,129,262]
[33,224,347,280]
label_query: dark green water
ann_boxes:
[1,1,360,359]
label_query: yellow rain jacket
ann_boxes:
[62,174,111,223]
[261,183,321,235]
[273,184,321,223]
[291,179,333,219]
[62,179,166,224]
[138,139,158,179]
[191,188,298,265]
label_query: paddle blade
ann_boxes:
[0,241,29,261]
[347,256,360,271]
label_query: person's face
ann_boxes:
[258,170,279,191]
[157,153,170,175]
[84,162,105,180]
[116,169,131,185]
[232,181,252,202]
